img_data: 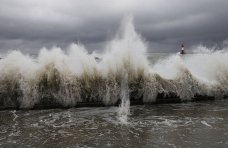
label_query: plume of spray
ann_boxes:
[99,15,149,76]
[97,15,150,106]
[117,71,130,124]
[102,15,148,124]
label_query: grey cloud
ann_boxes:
[0,0,228,53]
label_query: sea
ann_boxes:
[0,17,228,147]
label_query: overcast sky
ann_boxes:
[0,0,228,54]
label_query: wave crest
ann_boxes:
[0,18,228,109]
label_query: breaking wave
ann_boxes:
[0,16,228,109]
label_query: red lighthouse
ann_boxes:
[180,44,185,54]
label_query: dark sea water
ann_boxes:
[1,99,228,147]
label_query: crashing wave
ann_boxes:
[0,17,228,109]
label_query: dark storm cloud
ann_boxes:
[0,0,228,53]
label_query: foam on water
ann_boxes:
[0,16,228,109]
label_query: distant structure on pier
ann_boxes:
[180,44,185,54]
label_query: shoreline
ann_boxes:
[0,93,224,110]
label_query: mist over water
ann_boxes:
[0,16,228,109]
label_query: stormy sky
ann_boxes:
[0,0,228,54]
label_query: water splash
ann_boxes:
[0,16,228,109]
[117,71,130,124]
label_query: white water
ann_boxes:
[0,16,228,108]
[118,71,130,124]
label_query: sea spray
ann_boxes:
[0,17,228,109]
[118,71,130,124]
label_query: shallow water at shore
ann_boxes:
[1,99,228,147]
